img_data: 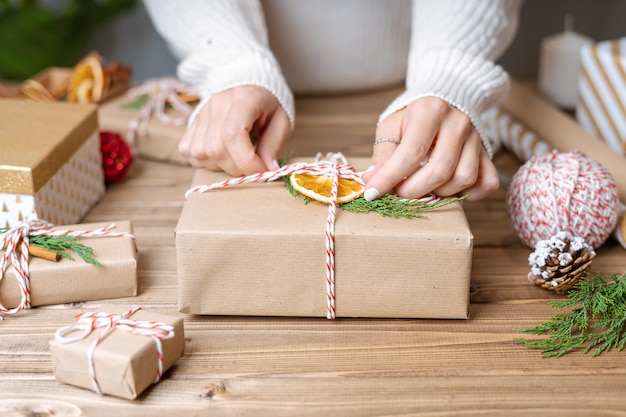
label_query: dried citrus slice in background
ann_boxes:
[290,173,364,204]
[67,53,109,103]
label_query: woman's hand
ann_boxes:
[178,85,291,176]
[361,96,499,202]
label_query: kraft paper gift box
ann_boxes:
[176,158,473,319]
[0,99,105,229]
[576,37,626,158]
[49,304,185,400]
[98,91,192,165]
[0,221,137,309]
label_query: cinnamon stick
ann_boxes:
[2,245,62,262]
[28,245,62,262]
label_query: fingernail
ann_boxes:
[364,165,375,173]
[364,187,380,201]
[272,159,280,169]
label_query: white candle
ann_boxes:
[538,16,593,109]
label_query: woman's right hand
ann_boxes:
[179,85,291,176]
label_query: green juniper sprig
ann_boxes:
[0,229,100,266]
[281,175,465,218]
[340,194,466,218]
[515,272,626,358]
[278,154,465,218]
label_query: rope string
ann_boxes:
[0,220,136,318]
[125,78,198,148]
[54,306,175,395]
[508,150,620,249]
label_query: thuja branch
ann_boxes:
[340,194,467,218]
[515,272,626,358]
[281,176,465,218]
[0,229,100,266]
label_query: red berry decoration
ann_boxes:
[100,130,134,184]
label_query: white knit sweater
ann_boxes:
[143,0,521,155]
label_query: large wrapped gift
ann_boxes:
[176,156,473,319]
[576,37,626,158]
[0,221,137,315]
[0,99,105,229]
[98,78,197,165]
[50,304,185,400]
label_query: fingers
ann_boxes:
[364,96,498,202]
[455,147,500,201]
[177,86,289,176]
[256,110,291,171]
[395,113,474,198]
[367,112,403,173]
[364,97,447,200]
[220,98,268,175]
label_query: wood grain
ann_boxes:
[1,89,625,416]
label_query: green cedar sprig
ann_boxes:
[515,272,626,358]
[281,176,465,218]
[340,194,466,218]
[0,229,100,266]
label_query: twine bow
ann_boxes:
[126,77,198,147]
[54,306,175,395]
[185,152,363,319]
[0,220,136,318]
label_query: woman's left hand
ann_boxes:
[361,96,499,202]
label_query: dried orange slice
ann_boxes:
[290,173,364,204]
[178,92,199,104]
[67,53,110,103]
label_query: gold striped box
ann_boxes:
[0,99,106,228]
[576,37,626,158]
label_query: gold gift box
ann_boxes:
[0,99,105,228]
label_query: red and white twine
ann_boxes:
[54,306,175,395]
[125,78,197,148]
[507,150,620,249]
[185,152,442,319]
[0,220,136,318]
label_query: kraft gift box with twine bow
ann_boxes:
[98,78,198,165]
[0,221,138,316]
[49,304,185,400]
[175,156,473,319]
[0,99,106,229]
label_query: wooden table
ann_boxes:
[1,89,626,416]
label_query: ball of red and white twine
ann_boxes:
[507,150,620,249]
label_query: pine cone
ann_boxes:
[528,231,596,294]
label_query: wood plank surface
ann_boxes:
[1,88,626,416]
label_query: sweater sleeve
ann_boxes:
[379,0,523,157]
[142,0,295,126]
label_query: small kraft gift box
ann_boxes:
[0,99,105,228]
[176,156,474,319]
[576,37,626,158]
[98,78,198,165]
[0,221,138,315]
[49,304,185,400]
